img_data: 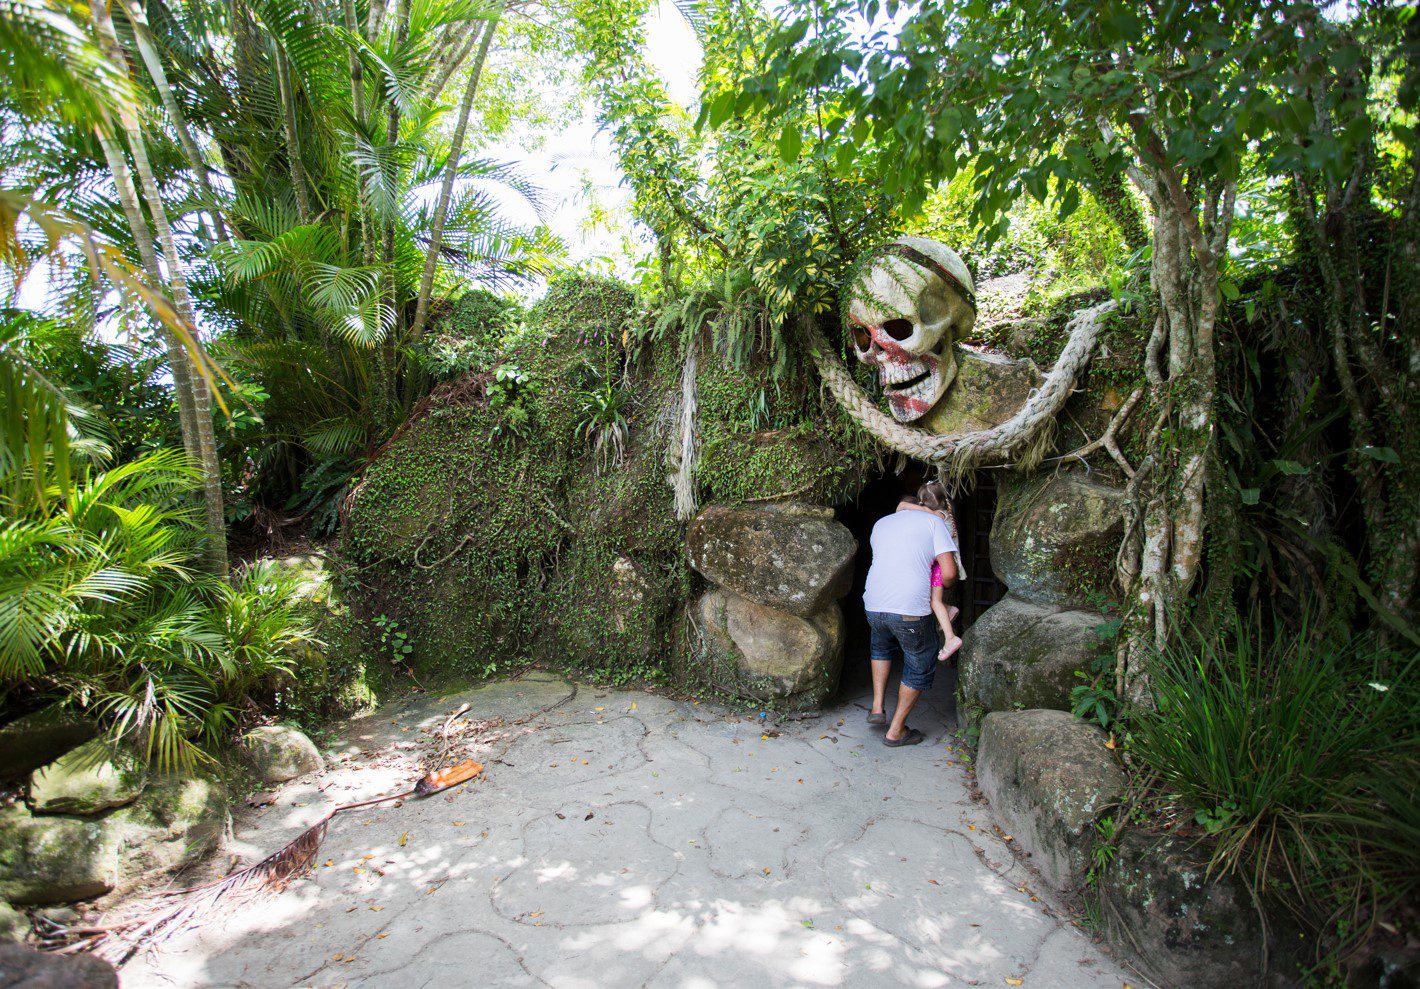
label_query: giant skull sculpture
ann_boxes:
[847,236,977,423]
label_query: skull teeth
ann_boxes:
[880,359,929,385]
[885,366,942,422]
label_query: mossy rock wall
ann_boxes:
[340,276,876,688]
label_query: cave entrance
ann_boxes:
[835,463,1009,693]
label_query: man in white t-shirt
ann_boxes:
[862,494,958,746]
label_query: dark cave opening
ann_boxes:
[834,463,1008,696]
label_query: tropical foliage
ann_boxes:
[0,0,1416,974]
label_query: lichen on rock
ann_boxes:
[28,738,145,816]
[991,470,1125,609]
[691,588,844,710]
[0,804,123,905]
[241,725,324,783]
[340,275,873,695]
[957,594,1109,729]
[976,709,1124,889]
[686,502,857,617]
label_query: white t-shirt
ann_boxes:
[863,508,958,617]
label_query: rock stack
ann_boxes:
[957,471,1125,729]
[685,502,856,712]
[0,717,332,928]
[0,735,230,912]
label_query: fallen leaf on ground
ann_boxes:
[399,832,408,847]
[928,879,940,885]
[1006,980,1023,986]
[453,821,466,826]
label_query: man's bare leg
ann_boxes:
[886,684,921,741]
[870,659,891,716]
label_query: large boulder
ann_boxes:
[0,710,95,782]
[1101,829,1302,987]
[958,595,1107,729]
[0,805,122,905]
[686,503,856,616]
[0,942,118,988]
[241,725,324,783]
[111,775,230,887]
[992,472,1125,609]
[694,589,844,711]
[27,739,144,816]
[920,347,1041,435]
[976,710,1124,889]
[0,903,24,943]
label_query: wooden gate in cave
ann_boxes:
[955,473,1007,629]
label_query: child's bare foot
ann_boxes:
[948,606,960,623]
[938,635,963,663]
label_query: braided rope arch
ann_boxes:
[801,299,1119,475]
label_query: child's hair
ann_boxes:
[917,480,949,512]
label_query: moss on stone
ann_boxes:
[341,274,886,690]
[693,345,877,506]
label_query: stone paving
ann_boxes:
[123,672,1135,988]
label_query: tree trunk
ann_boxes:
[410,8,501,339]
[1114,162,1231,704]
[275,45,313,224]
[343,0,365,127]
[92,2,229,576]
[425,20,482,104]
[372,0,410,433]
[94,128,202,466]
[121,0,228,243]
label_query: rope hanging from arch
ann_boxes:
[798,300,1118,474]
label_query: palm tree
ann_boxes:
[2,0,230,573]
[131,0,560,504]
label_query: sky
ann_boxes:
[483,1,705,289]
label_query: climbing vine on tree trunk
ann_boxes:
[1113,163,1234,702]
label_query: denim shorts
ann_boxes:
[866,611,940,691]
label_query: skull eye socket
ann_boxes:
[882,318,914,341]
[852,324,874,350]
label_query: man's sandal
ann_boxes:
[866,712,887,727]
[883,727,924,747]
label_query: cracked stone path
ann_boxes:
[123,672,1134,988]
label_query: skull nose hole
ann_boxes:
[852,324,874,350]
[882,318,914,341]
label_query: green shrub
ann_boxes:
[1128,614,1419,956]
[0,450,319,770]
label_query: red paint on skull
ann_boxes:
[894,394,934,415]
